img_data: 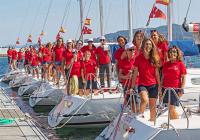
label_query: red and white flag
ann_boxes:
[16,37,20,45]
[38,36,42,45]
[27,34,32,43]
[56,32,61,40]
[146,5,166,26]
[82,26,92,34]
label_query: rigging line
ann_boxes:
[29,0,42,35]
[17,0,31,38]
[41,0,54,32]
[185,0,192,20]
[63,0,72,28]
[60,0,70,27]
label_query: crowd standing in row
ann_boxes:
[7,30,187,121]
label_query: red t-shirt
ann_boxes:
[38,47,45,54]
[43,48,52,62]
[134,54,157,86]
[82,59,97,80]
[53,45,64,62]
[70,60,82,78]
[96,46,110,65]
[31,53,39,66]
[17,52,23,60]
[80,45,97,62]
[157,41,168,65]
[24,51,31,61]
[162,61,187,88]
[114,47,125,68]
[63,49,83,66]
[7,49,12,57]
[11,50,18,60]
[119,57,135,87]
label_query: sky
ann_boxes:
[0,0,199,46]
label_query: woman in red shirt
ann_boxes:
[162,46,186,119]
[11,47,18,70]
[131,39,161,121]
[7,47,12,65]
[151,30,168,66]
[17,48,24,69]
[119,44,138,112]
[42,43,53,81]
[30,49,39,79]
[81,51,98,96]
[53,38,65,86]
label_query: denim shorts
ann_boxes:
[138,84,158,99]
[54,61,62,66]
[42,61,51,65]
[162,88,183,106]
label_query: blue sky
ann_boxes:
[0,0,199,46]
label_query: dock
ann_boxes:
[0,89,48,140]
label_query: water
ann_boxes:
[0,57,104,140]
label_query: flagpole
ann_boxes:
[128,0,133,42]
[99,0,104,36]
[167,0,173,41]
[79,0,84,42]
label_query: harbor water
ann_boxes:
[0,57,104,140]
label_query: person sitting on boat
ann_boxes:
[131,38,161,121]
[30,48,39,79]
[42,43,52,82]
[53,37,65,86]
[119,43,138,113]
[17,48,24,69]
[151,30,168,66]
[161,46,186,119]
[66,51,83,95]
[114,36,127,81]
[81,51,98,96]
[7,47,13,68]
[96,36,111,88]
[80,38,97,62]
[11,47,18,70]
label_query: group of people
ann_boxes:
[7,29,187,121]
[115,30,186,121]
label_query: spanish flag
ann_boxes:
[16,37,20,45]
[27,34,32,43]
[156,0,169,6]
[84,18,91,25]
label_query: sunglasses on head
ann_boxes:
[169,50,177,54]
[150,29,157,33]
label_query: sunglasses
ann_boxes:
[128,48,135,51]
[150,29,157,33]
[100,39,105,42]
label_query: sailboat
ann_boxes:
[47,0,126,128]
[96,0,200,139]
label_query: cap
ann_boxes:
[67,39,73,43]
[125,42,134,50]
[99,36,106,40]
[88,38,93,42]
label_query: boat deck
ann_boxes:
[0,90,48,140]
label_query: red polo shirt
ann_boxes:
[162,61,187,88]
[17,52,23,60]
[11,50,18,60]
[114,47,125,68]
[157,41,168,65]
[7,49,12,57]
[80,45,97,62]
[53,45,64,62]
[43,48,52,62]
[70,60,82,78]
[134,54,157,86]
[82,59,97,80]
[96,46,110,65]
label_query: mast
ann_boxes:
[128,0,133,42]
[79,0,84,41]
[167,0,173,41]
[99,0,104,36]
